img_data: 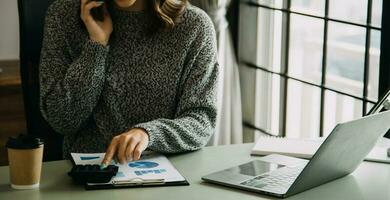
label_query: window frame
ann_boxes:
[236,0,389,139]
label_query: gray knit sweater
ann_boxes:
[39,0,218,158]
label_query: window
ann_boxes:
[238,0,385,140]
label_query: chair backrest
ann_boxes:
[18,0,63,161]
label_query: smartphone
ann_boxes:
[90,0,105,21]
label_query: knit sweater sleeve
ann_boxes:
[39,1,109,135]
[133,11,219,153]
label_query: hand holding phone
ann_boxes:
[90,0,105,21]
[80,0,113,46]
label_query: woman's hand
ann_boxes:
[102,128,149,166]
[80,0,113,46]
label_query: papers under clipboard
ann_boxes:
[70,151,189,190]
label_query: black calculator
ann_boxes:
[68,164,118,184]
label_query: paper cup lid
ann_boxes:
[6,134,44,149]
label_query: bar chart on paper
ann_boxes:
[134,169,167,176]
[80,156,100,160]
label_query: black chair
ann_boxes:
[18,0,63,161]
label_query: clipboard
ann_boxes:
[69,152,190,190]
[85,177,189,190]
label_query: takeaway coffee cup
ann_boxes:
[6,135,44,189]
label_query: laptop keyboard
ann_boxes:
[240,165,305,194]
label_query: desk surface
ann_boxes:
[0,143,389,200]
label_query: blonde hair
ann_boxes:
[148,0,188,32]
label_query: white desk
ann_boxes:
[0,144,389,200]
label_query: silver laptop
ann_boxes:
[202,110,390,198]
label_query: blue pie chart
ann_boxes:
[128,161,159,169]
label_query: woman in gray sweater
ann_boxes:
[39,0,218,166]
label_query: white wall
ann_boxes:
[0,0,19,60]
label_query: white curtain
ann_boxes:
[190,0,243,145]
